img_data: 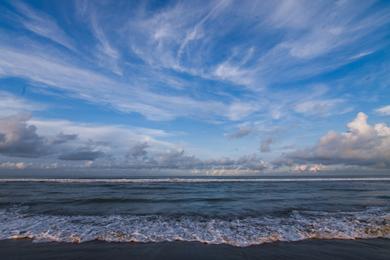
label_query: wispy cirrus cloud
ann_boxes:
[1,0,389,122]
[375,105,390,116]
[294,99,350,117]
[0,91,44,116]
[0,44,238,121]
[75,1,122,75]
[10,0,76,51]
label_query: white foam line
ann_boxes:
[0,177,390,183]
[0,207,389,246]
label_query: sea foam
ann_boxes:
[1,207,389,247]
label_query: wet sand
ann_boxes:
[1,239,389,260]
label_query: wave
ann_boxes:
[1,207,389,247]
[1,177,390,183]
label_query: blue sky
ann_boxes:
[0,0,389,174]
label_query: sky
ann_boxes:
[0,0,389,175]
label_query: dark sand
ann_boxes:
[1,239,389,260]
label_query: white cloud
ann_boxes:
[0,0,389,173]
[294,99,348,117]
[177,0,231,61]
[80,3,123,75]
[213,62,254,87]
[0,91,44,116]
[0,162,26,170]
[247,0,388,87]
[2,0,388,125]
[349,50,375,60]
[0,114,270,172]
[288,112,390,168]
[375,105,390,116]
[270,0,383,60]
[0,112,178,161]
[12,1,75,51]
[29,118,175,156]
[292,164,323,173]
[227,102,259,121]
[267,0,318,29]
[0,45,232,121]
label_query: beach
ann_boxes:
[1,239,390,260]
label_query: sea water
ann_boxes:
[0,176,389,247]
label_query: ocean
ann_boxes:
[0,176,389,247]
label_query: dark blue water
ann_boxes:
[0,177,389,246]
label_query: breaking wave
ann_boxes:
[1,207,389,247]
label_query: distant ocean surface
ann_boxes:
[0,175,389,247]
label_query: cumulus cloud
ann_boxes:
[287,112,390,168]
[0,114,267,172]
[148,151,268,171]
[0,114,165,163]
[203,154,268,171]
[152,149,199,169]
[112,148,268,172]
[0,114,48,158]
[292,164,323,173]
[0,162,27,170]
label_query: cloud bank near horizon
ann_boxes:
[1,110,389,173]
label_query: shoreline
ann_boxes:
[1,238,389,260]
